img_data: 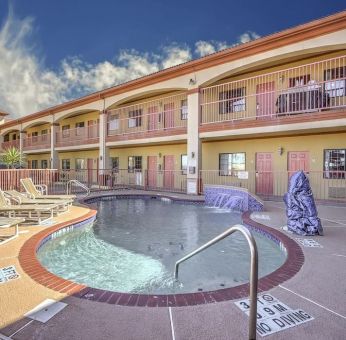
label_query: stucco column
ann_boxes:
[50,123,59,169]
[186,88,201,195]
[99,110,108,173]
[19,131,26,166]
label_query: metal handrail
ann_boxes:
[66,180,90,197]
[174,224,258,340]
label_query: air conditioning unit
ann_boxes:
[328,187,346,199]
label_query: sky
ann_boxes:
[0,0,345,118]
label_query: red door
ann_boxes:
[88,120,96,139]
[164,155,175,189]
[288,152,310,176]
[148,106,158,131]
[164,103,174,129]
[256,82,275,118]
[256,152,273,196]
[87,158,94,185]
[147,156,157,188]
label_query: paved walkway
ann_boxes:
[1,195,345,340]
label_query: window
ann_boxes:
[181,154,188,175]
[62,159,71,170]
[32,131,38,143]
[108,114,119,131]
[128,109,142,128]
[75,122,85,136]
[180,99,188,120]
[324,67,346,98]
[289,74,310,87]
[31,160,38,169]
[324,149,345,179]
[62,125,70,137]
[41,160,48,169]
[110,157,119,171]
[75,159,85,171]
[41,129,48,142]
[128,156,142,173]
[4,135,9,142]
[219,153,246,176]
[219,88,246,114]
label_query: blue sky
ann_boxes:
[0,0,345,118]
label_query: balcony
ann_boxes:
[106,93,188,142]
[23,134,51,152]
[200,55,346,131]
[1,140,20,150]
[56,124,99,148]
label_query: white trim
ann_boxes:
[279,285,346,320]
[168,307,176,340]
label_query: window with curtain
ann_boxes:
[219,88,246,114]
[324,149,345,179]
[219,153,246,176]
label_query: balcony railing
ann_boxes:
[199,170,346,202]
[107,93,188,140]
[201,55,346,125]
[23,134,51,151]
[56,124,99,147]
[1,140,20,150]
[0,169,344,203]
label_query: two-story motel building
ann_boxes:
[0,12,346,198]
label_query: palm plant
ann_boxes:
[1,147,26,169]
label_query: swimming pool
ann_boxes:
[37,197,286,294]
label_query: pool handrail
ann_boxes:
[66,180,90,197]
[174,224,258,340]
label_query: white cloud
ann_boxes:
[0,11,260,118]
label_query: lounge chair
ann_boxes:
[20,178,76,200]
[4,190,73,213]
[0,217,25,245]
[0,191,58,224]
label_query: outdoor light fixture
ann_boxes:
[100,155,103,161]
[191,152,195,158]
[278,147,284,156]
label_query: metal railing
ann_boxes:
[1,140,20,150]
[22,134,51,151]
[56,124,99,147]
[174,224,258,340]
[66,179,90,197]
[107,92,188,139]
[201,55,346,125]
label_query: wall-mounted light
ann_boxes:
[279,75,285,83]
[278,147,284,156]
[191,152,195,159]
[100,155,103,161]
[189,78,196,85]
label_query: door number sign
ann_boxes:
[234,294,314,337]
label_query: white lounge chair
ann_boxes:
[4,190,73,213]
[21,178,76,200]
[0,217,25,245]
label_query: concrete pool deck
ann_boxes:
[0,191,345,339]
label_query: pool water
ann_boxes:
[38,198,286,294]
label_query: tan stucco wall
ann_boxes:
[58,150,100,170]
[108,144,187,171]
[58,111,100,129]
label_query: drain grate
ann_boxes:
[24,299,67,323]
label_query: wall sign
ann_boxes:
[0,265,20,284]
[295,238,323,248]
[237,171,249,179]
[235,294,314,337]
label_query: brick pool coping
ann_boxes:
[18,195,304,308]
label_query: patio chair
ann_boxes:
[0,191,58,224]
[20,178,76,200]
[4,190,73,213]
[0,217,25,245]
